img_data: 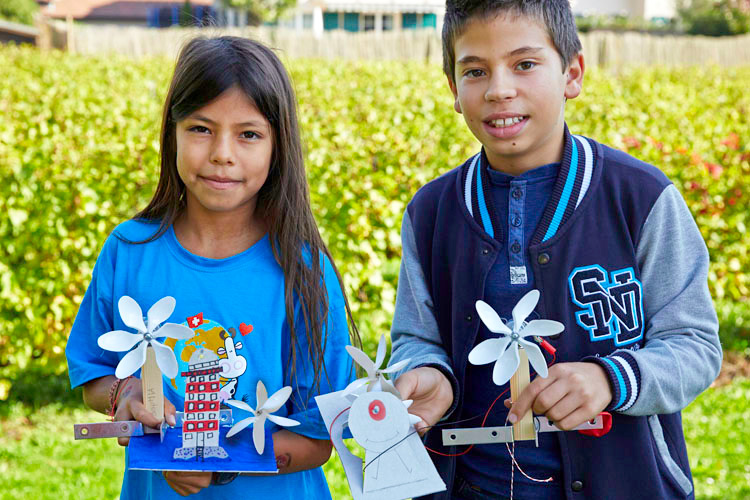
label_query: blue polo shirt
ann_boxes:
[458,160,564,499]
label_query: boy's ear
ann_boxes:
[564,52,585,100]
[447,76,462,114]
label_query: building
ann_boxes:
[571,0,676,20]
[218,0,444,34]
[40,0,216,27]
[178,348,222,457]
[0,19,39,45]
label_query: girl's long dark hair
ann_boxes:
[134,36,359,394]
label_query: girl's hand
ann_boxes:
[506,361,612,430]
[162,471,213,496]
[394,366,454,435]
[113,378,177,446]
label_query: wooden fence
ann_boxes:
[40,21,750,67]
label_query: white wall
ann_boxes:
[570,0,635,17]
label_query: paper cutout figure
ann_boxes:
[225,381,300,454]
[173,348,228,460]
[469,290,564,386]
[348,391,425,492]
[316,389,446,500]
[97,296,194,379]
[344,334,410,397]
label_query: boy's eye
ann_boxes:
[464,69,485,79]
[517,61,537,71]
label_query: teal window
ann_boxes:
[422,13,437,28]
[324,12,338,30]
[344,12,359,31]
[402,13,417,29]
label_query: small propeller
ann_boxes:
[343,335,410,398]
[469,290,564,386]
[225,381,300,455]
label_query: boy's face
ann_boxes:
[449,13,583,174]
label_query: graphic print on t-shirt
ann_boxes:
[164,313,250,399]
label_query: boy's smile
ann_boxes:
[449,13,583,175]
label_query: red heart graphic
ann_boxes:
[239,322,253,336]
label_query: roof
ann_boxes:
[0,19,39,37]
[42,0,214,20]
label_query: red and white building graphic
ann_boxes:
[180,348,222,452]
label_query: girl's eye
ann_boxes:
[188,125,210,134]
[242,131,259,140]
[465,69,485,79]
[517,61,537,71]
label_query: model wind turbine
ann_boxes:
[442,290,609,447]
[225,381,300,454]
[344,334,410,397]
[98,296,195,421]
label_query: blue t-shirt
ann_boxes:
[458,161,564,500]
[66,220,353,500]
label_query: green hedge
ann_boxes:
[1,46,748,397]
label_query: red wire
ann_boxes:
[424,346,557,457]
[328,406,351,445]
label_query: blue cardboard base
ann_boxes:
[128,425,277,473]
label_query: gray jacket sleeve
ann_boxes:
[388,210,459,415]
[591,184,722,416]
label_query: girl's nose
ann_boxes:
[209,135,235,166]
[485,70,517,102]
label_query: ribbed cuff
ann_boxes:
[584,350,641,412]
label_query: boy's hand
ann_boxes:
[162,471,213,496]
[113,378,177,446]
[394,366,453,435]
[506,362,612,431]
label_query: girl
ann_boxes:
[66,36,358,499]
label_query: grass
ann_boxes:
[1,379,748,500]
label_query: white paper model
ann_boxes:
[469,290,563,385]
[97,296,195,379]
[225,380,300,454]
[344,334,410,397]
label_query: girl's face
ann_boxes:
[175,86,273,222]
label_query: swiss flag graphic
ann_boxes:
[187,312,204,329]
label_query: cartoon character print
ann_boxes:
[216,327,247,402]
[165,313,250,399]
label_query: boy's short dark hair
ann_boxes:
[442,0,582,81]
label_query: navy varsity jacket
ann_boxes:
[388,127,721,500]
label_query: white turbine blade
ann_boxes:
[512,290,540,331]
[403,399,413,409]
[519,339,549,379]
[380,358,410,374]
[262,386,292,413]
[147,296,176,332]
[343,377,370,396]
[154,323,194,340]
[345,345,376,376]
[522,319,565,338]
[118,296,147,333]
[256,381,268,409]
[151,341,179,379]
[98,330,142,352]
[408,414,422,426]
[375,334,387,370]
[225,399,256,414]
[475,301,512,334]
[253,415,267,454]
[468,337,511,366]
[380,378,403,399]
[267,414,300,427]
[226,416,255,438]
[115,341,148,379]
[492,342,520,386]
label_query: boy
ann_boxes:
[388,1,722,499]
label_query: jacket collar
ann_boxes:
[461,124,597,246]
